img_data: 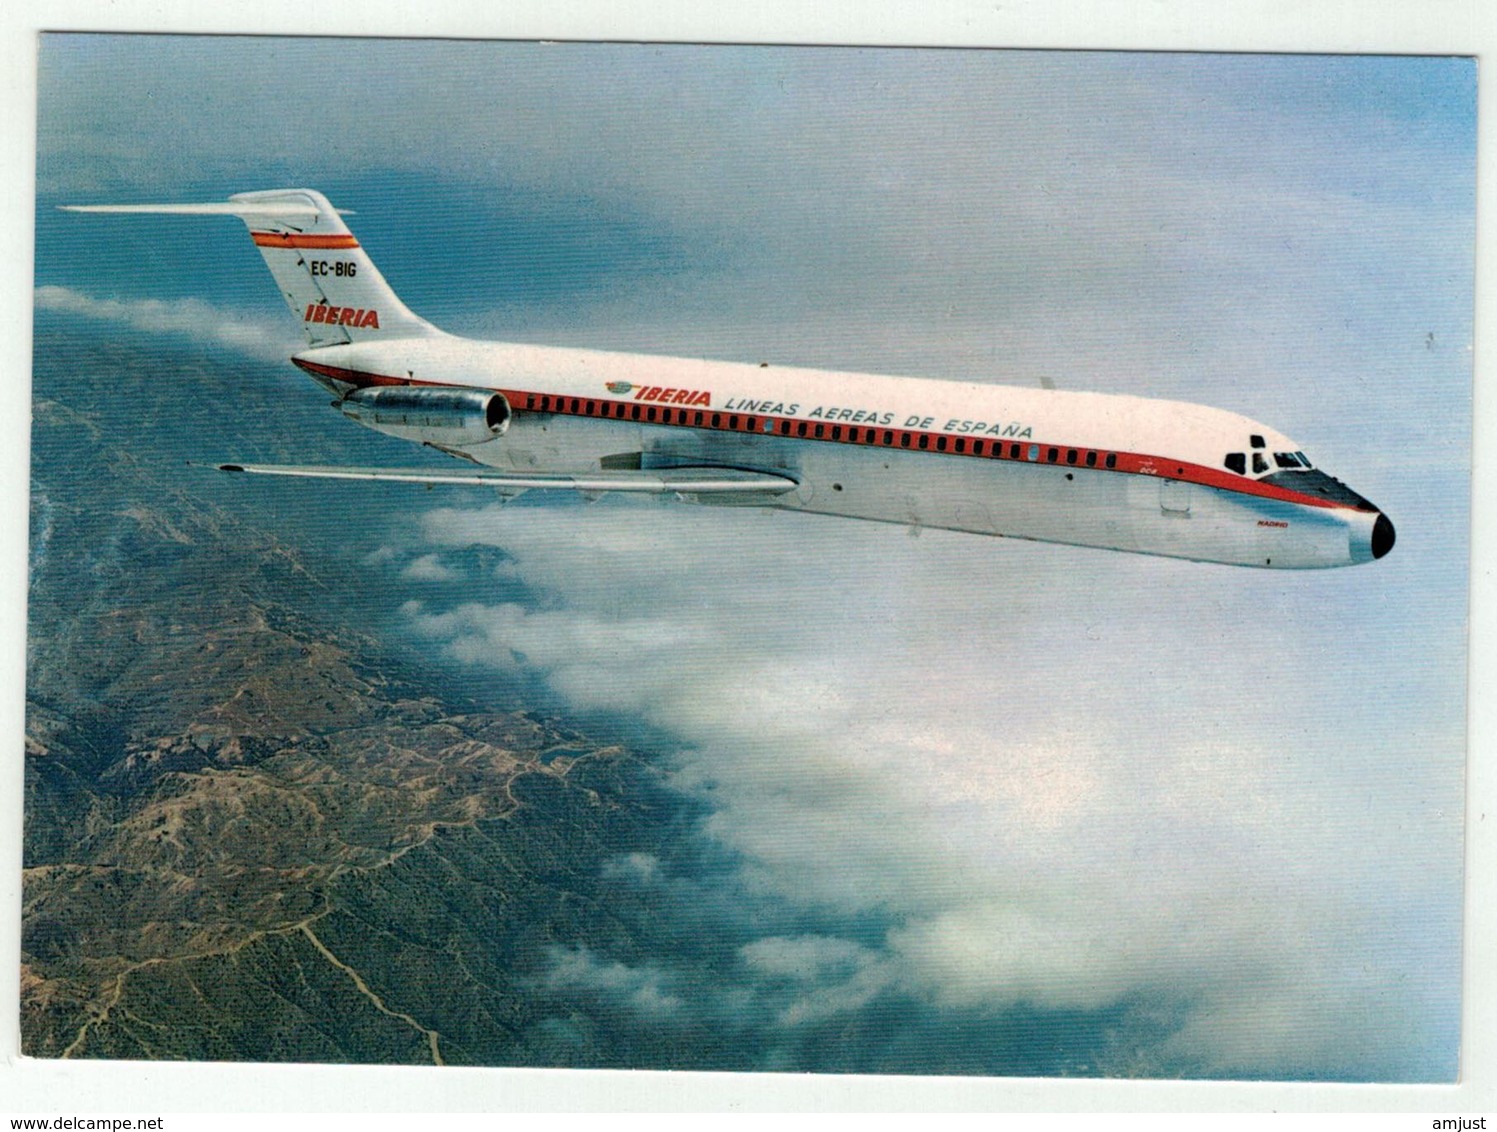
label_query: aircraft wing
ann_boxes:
[211,462,799,496]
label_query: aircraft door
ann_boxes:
[1160,478,1191,515]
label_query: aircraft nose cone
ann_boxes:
[1372,512,1396,559]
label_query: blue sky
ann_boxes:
[22,34,1478,1091]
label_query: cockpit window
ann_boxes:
[1250,434,1265,449]
[1252,452,1269,474]
[1224,452,1246,475]
[1274,452,1308,469]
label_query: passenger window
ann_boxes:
[953,437,965,453]
[647,406,658,422]
[1028,444,1039,461]
[918,435,930,450]
[1009,443,1021,459]
[831,426,842,441]
[1085,451,1097,467]
[814,424,825,439]
[1104,453,1116,469]
[711,413,721,428]
[900,433,911,448]
[1066,449,1077,465]
[884,430,894,445]
[729,415,740,430]
[1225,453,1246,475]
[630,404,641,421]
[1047,448,1059,463]
[973,440,985,456]
[935,436,947,452]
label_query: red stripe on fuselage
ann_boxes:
[294,357,419,386]
[252,232,360,249]
[290,358,1356,513]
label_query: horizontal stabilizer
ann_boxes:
[207,463,799,495]
[61,202,347,218]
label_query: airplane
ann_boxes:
[64,188,1395,569]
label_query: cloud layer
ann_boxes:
[34,285,296,362]
[381,500,1461,1078]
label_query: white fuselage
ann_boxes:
[294,335,1391,569]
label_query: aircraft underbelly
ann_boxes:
[780,446,1352,567]
[785,444,1131,545]
[474,415,1354,567]
[1122,472,1350,566]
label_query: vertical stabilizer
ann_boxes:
[64,189,442,346]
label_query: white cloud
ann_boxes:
[400,553,460,582]
[600,852,662,884]
[740,934,876,980]
[543,945,684,1018]
[34,285,296,362]
[376,498,1462,1078]
[740,935,894,1027]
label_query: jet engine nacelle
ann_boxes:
[338,386,510,447]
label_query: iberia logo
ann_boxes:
[632,385,712,407]
[305,302,380,329]
[604,380,712,406]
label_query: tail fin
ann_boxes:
[63,189,441,346]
